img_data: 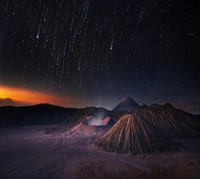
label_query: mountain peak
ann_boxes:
[113,97,141,111]
[164,103,174,108]
[120,97,137,104]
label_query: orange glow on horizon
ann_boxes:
[0,85,77,106]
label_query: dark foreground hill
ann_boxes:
[0,104,78,126]
[93,104,200,154]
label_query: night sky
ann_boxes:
[0,0,199,113]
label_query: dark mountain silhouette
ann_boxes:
[94,103,200,154]
[141,104,149,109]
[48,107,98,133]
[150,103,161,107]
[0,104,78,126]
[0,98,28,106]
[0,98,15,106]
[113,97,141,111]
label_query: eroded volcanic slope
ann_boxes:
[127,103,199,137]
[93,114,181,154]
[93,104,200,154]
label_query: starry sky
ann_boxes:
[0,0,199,113]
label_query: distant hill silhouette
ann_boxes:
[0,98,15,106]
[0,104,78,126]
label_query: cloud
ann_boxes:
[0,85,78,107]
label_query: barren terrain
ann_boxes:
[0,126,200,179]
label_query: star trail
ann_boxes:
[0,0,199,112]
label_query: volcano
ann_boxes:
[64,116,114,138]
[94,104,200,154]
[83,116,113,126]
[48,98,200,154]
[93,114,181,154]
[127,103,199,137]
[47,107,97,134]
[48,107,119,145]
[113,97,141,111]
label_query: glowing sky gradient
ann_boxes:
[0,85,77,107]
[0,0,199,113]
